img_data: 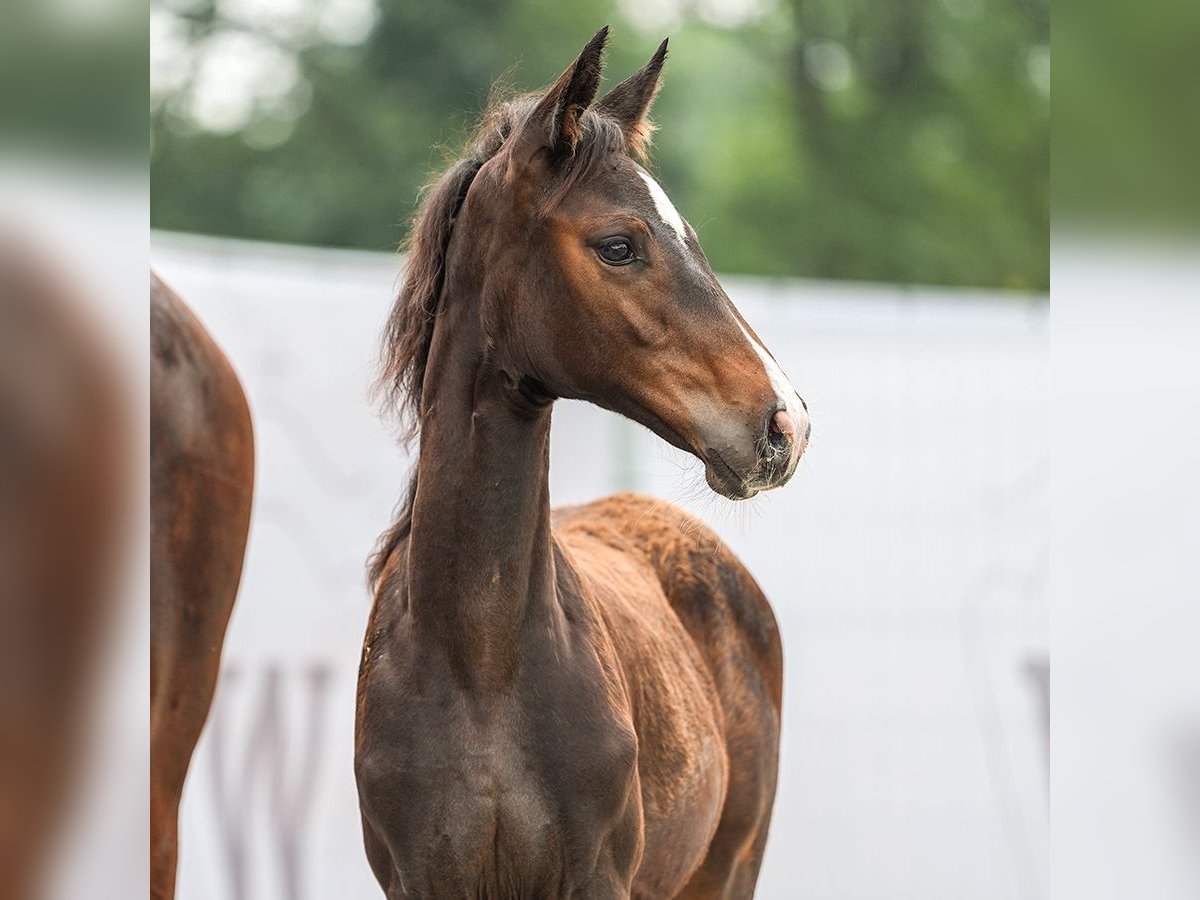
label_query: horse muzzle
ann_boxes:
[700,402,810,500]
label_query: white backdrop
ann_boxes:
[152,231,1048,900]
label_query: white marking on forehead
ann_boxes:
[636,169,687,243]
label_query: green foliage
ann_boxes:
[1054,0,1200,230]
[3,0,147,161]
[150,0,1048,289]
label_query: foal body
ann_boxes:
[356,301,781,898]
[357,29,805,898]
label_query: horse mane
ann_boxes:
[369,90,628,592]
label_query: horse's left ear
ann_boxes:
[597,38,668,158]
[511,26,609,162]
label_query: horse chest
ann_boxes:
[356,634,642,896]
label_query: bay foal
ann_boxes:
[356,29,809,899]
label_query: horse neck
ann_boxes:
[403,277,557,688]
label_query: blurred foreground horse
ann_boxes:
[0,238,127,900]
[356,29,809,898]
[150,273,254,900]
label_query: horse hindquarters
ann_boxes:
[150,275,255,900]
[652,523,782,899]
[555,494,783,899]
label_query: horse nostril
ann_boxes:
[766,408,795,453]
[769,408,795,437]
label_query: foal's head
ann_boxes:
[385,28,809,499]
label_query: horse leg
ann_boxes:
[671,810,771,900]
[150,273,254,899]
[149,774,180,900]
[149,656,211,900]
[671,807,770,899]
[670,697,778,900]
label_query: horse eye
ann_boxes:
[597,239,635,266]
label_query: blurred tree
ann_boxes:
[150,0,1047,289]
[1054,0,1200,229]
[3,0,146,160]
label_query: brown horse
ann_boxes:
[0,239,127,900]
[356,28,810,899]
[150,272,255,900]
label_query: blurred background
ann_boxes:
[150,0,1049,288]
[149,1,1050,899]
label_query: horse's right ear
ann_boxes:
[509,26,609,163]
[597,38,668,158]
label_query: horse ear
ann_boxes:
[511,26,609,161]
[596,38,668,157]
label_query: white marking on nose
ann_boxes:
[636,169,687,244]
[732,313,810,453]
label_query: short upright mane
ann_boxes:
[369,91,628,589]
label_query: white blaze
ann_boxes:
[636,169,687,243]
[635,165,809,452]
[734,314,810,448]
